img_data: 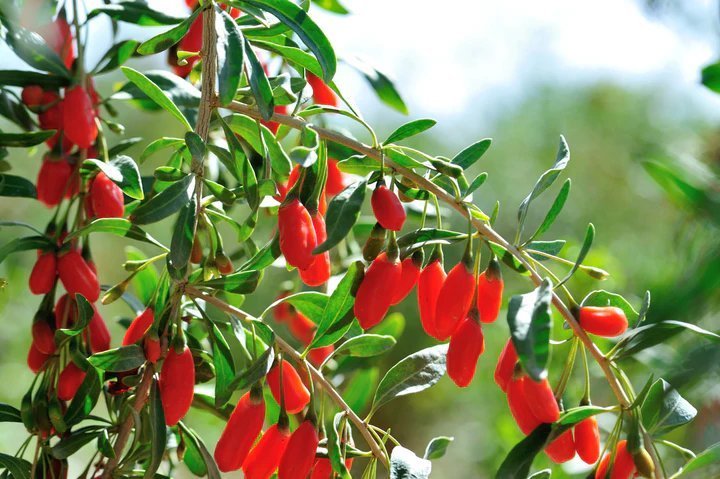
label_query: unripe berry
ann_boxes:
[242,423,291,479]
[63,86,98,149]
[88,172,125,218]
[507,376,542,434]
[417,258,445,339]
[579,306,629,337]
[278,419,319,479]
[434,262,475,340]
[299,214,331,287]
[57,250,100,302]
[29,253,57,295]
[279,198,318,270]
[447,316,485,387]
[306,72,337,107]
[545,429,575,463]
[57,362,86,401]
[37,156,72,207]
[190,236,203,264]
[216,253,234,275]
[267,360,311,414]
[494,339,518,392]
[159,346,195,426]
[371,184,406,231]
[390,252,422,305]
[522,377,560,424]
[595,440,636,479]
[354,252,402,329]
[476,259,503,323]
[574,416,601,464]
[215,390,265,472]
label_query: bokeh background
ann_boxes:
[1,0,720,477]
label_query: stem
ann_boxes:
[185,285,390,468]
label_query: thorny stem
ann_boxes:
[223,100,663,477]
[184,285,391,468]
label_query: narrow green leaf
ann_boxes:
[424,436,454,460]
[557,405,615,426]
[452,138,492,170]
[0,453,31,479]
[65,218,166,249]
[343,368,379,415]
[87,3,185,26]
[84,155,144,200]
[0,130,55,148]
[333,334,396,358]
[559,224,594,284]
[178,422,222,479]
[137,8,202,55]
[328,413,351,479]
[527,179,570,242]
[0,21,70,77]
[131,175,195,224]
[196,270,261,294]
[244,36,274,119]
[92,40,140,75]
[617,320,720,359]
[677,442,720,476]
[216,8,245,106]
[51,427,101,459]
[167,196,197,279]
[310,262,363,348]
[0,404,21,423]
[345,57,408,114]
[495,424,552,479]
[0,70,68,88]
[0,235,54,264]
[0,173,36,198]
[383,119,436,145]
[88,345,146,372]
[641,379,697,436]
[209,323,236,407]
[507,278,553,381]
[464,172,488,198]
[64,367,102,426]
[314,179,367,254]
[145,379,167,479]
[121,67,192,130]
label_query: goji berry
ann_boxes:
[574,416,601,464]
[545,429,575,463]
[477,258,503,323]
[216,253,234,274]
[371,184,406,231]
[37,156,72,207]
[288,311,316,345]
[326,159,348,196]
[54,293,77,329]
[190,236,203,264]
[29,252,57,295]
[242,423,292,479]
[27,341,49,373]
[447,315,485,387]
[88,306,111,353]
[595,440,635,479]
[267,359,311,414]
[279,198,317,270]
[354,252,402,329]
[305,72,337,107]
[159,346,195,426]
[494,339,518,392]
[434,261,475,340]
[579,306,629,337]
[123,308,155,346]
[172,16,203,77]
[215,390,266,472]
[57,362,86,401]
[57,250,100,302]
[32,319,56,355]
[522,377,560,424]
[278,419,319,479]
[274,293,292,323]
[21,85,44,110]
[88,172,124,218]
[299,213,331,286]
[390,251,422,305]
[262,104,288,135]
[308,345,334,367]
[417,257,445,339]
[63,86,97,149]
[507,376,541,434]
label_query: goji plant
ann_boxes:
[0,1,717,478]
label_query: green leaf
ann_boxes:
[125,247,159,305]
[178,422,222,479]
[236,0,337,80]
[108,137,144,158]
[557,405,615,426]
[196,270,261,294]
[219,116,259,209]
[0,453,31,479]
[88,345,146,372]
[0,173,36,198]
[314,179,367,254]
[371,344,448,414]
[343,368,379,415]
[251,39,322,78]
[208,322,236,407]
[140,137,185,163]
[51,427,102,459]
[464,172,488,198]
[526,240,566,261]
[84,155,144,199]
[396,228,466,252]
[390,446,432,479]
[167,196,197,279]
[216,8,245,106]
[559,223,594,284]
[0,130,55,147]
[312,0,350,14]
[0,70,69,88]
[452,138,492,170]
[677,442,720,476]
[641,379,697,436]
[0,21,70,77]
[131,174,195,224]
[581,290,639,325]
[0,404,21,423]
[0,235,54,264]
[92,40,140,75]
[145,379,167,479]
[507,278,553,381]
[137,8,202,55]
[55,294,94,342]
[616,320,720,359]
[328,413,351,479]
[701,62,720,93]
[495,423,552,479]
[345,57,408,114]
[64,367,102,426]
[228,338,274,392]
[526,179,571,243]
[88,2,184,25]
[114,70,200,115]
[65,218,166,250]
[244,36,274,119]
[528,470,552,479]
[121,67,192,130]
[310,262,363,348]
[383,119,436,145]
[333,334,396,359]
[424,436,454,460]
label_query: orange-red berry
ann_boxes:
[266,360,311,414]
[354,252,402,329]
[579,306,629,337]
[159,346,195,426]
[447,316,485,387]
[215,390,265,472]
[434,262,475,340]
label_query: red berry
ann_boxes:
[447,316,485,387]
[37,156,73,207]
[145,339,162,364]
[242,423,292,479]
[29,252,57,295]
[299,214,331,286]
[390,254,422,305]
[57,362,86,401]
[575,416,601,465]
[545,429,575,463]
[476,261,503,323]
[288,312,316,345]
[595,440,635,479]
[262,104,288,135]
[215,391,266,472]
[21,85,44,109]
[278,199,317,270]
[63,86,98,149]
[88,306,111,353]
[27,341,50,373]
[88,172,125,218]
[434,262,475,340]
[305,72,337,107]
[354,252,402,329]
[278,420,319,479]
[57,250,100,302]
[494,339,518,392]
[579,306,629,337]
[267,360,311,414]
[308,345,334,367]
[216,254,234,274]
[274,294,292,323]
[326,159,348,196]
[522,377,560,424]
[159,346,195,426]
[173,16,203,77]
[123,308,155,346]
[371,184,406,231]
[32,319,56,355]
[54,293,78,329]
[417,259,445,339]
[39,17,74,68]
[507,376,542,434]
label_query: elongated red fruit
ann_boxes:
[595,440,635,479]
[123,308,154,346]
[88,172,125,218]
[308,345,334,367]
[434,262,475,340]
[447,316,485,387]
[476,259,504,323]
[215,390,266,472]
[371,184,406,231]
[274,294,292,323]
[522,377,560,424]
[32,320,56,355]
[390,253,422,305]
[54,294,77,329]
[300,214,331,287]
[507,376,541,434]
[57,250,100,302]
[88,307,111,352]
[21,85,45,110]
[353,252,402,329]
[545,429,575,463]
[574,416,601,464]
[27,341,50,373]
[267,360,311,414]
[63,86,97,148]
[288,312,316,345]
[173,15,203,77]
[417,258,445,338]
[579,306,628,337]
[278,420,319,479]
[159,346,195,426]
[29,253,57,295]
[311,458,353,479]
[57,362,86,401]
[242,423,291,479]
[326,159,348,196]
[279,198,317,270]
[305,72,337,107]
[37,157,72,207]
[494,339,518,392]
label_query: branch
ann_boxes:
[184,285,390,468]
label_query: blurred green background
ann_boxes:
[1,0,720,477]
